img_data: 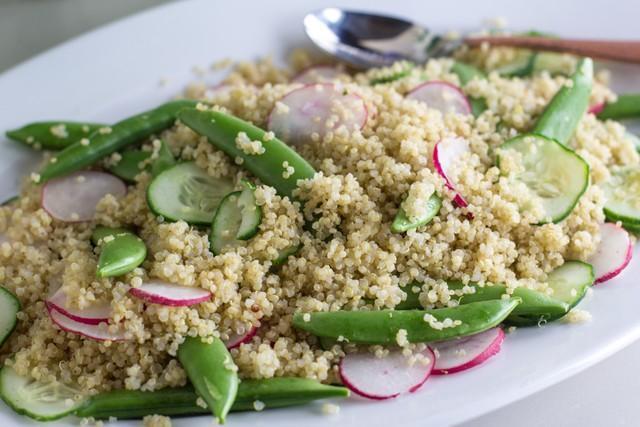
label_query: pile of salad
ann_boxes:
[0,34,639,426]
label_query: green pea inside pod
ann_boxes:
[91,226,147,278]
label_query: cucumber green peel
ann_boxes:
[602,166,640,225]
[293,299,520,344]
[0,287,20,346]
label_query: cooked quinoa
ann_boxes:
[0,47,637,399]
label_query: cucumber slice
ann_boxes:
[210,191,242,255]
[0,287,20,346]
[0,366,85,421]
[603,166,640,225]
[497,134,590,223]
[236,180,262,240]
[147,162,234,225]
[494,51,537,77]
[626,132,640,154]
[546,261,594,308]
[532,52,577,76]
[391,194,442,233]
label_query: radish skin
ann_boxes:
[129,281,211,306]
[433,137,470,208]
[338,348,435,400]
[589,223,633,284]
[48,306,127,341]
[225,326,258,349]
[267,83,368,146]
[431,327,504,375]
[41,171,126,222]
[407,81,472,116]
[588,102,605,115]
[46,288,110,325]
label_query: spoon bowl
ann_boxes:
[304,8,461,68]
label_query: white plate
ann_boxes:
[1,0,639,426]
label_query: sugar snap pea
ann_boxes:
[533,58,593,146]
[75,378,349,419]
[450,61,487,117]
[91,227,147,278]
[178,109,316,200]
[597,94,640,120]
[293,299,520,344]
[38,100,196,182]
[178,336,238,424]
[6,122,104,150]
[391,193,442,233]
[109,140,176,182]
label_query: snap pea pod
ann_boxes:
[597,94,640,120]
[450,61,487,117]
[178,336,238,424]
[75,378,349,419]
[91,227,147,278]
[38,100,196,182]
[6,122,104,150]
[178,109,316,200]
[370,63,414,85]
[293,299,520,344]
[533,58,593,146]
[109,140,176,182]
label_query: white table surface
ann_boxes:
[1,1,639,426]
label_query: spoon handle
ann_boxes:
[465,36,640,64]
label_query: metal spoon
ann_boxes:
[304,8,640,68]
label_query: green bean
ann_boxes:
[150,139,176,177]
[178,109,316,200]
[6,122,104,150]
[597,94,640,120]
[178,336,238,424]
[293,299,520,344]
[450,61,487,117]
[38,100,196,182]
[91,227,147,278]
[533,58,593,146]
[75,378,349,419]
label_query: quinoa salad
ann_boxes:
[0,39,639,426]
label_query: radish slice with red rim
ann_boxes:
[339,348,434,400]
[267,83,368,146]
[588,223,633,284]
[41,171,126,222]
[407,81,472,116]
[129,281,211,306]
[431,327,504,375]
[48,306,127,341]
[225,326,257,349]
[292,66,342,84]
[433,137,470,207]
[46,288,111,325]
[588,102,605,115]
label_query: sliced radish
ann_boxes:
[292,66,342,84]
[42,171,126,222]
[225,326,257,349]
[588,102,605,115]
[339,348,435,400]
[45,288,111,325]
[433,137,470,207]
[588,222,633,284]
[431,327,504,375]
[267,83,368,145]
[48,306,127,341]
[129,281,211,306]
[407,81,472,116]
